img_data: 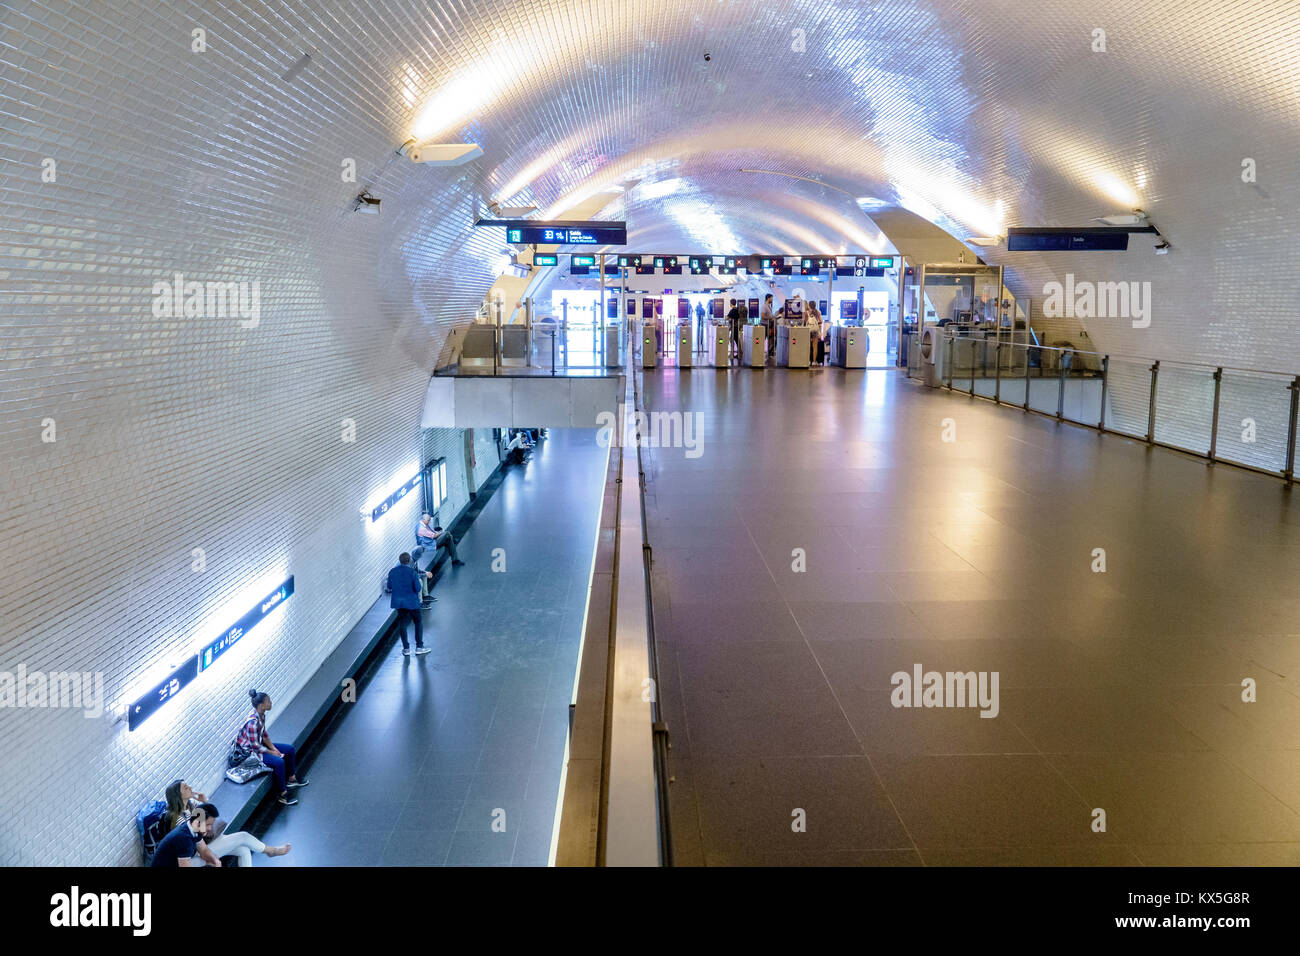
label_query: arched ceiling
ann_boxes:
[374,0,1300,364]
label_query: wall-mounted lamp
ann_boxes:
[399,139,483,165]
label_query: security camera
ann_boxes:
[1154,238,1171,254]
[703,51,711,61]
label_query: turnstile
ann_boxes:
[675,322,693,367]
[741,323,766,367]
[604,324,620,367]
[641,321,657,367]
[777,324,810,368]
[707,322,730,367]
[831,325,867,368]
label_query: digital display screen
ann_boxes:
[688,256,714,274]
[618,254,642,268]
[571,255,597,267]
[635,264,656,275]
[869,256,895,268]
[653,256,678,269]
[533,253,558,266]
[504,223,627,245]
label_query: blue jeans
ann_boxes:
[263,743,297,794]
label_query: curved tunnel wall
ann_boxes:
[2,0,1299,863]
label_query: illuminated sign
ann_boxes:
[199,577,296,674]
[493,221,627,245]
[533,253,558,266]
[371,472,422,522]
[653,256,678,269]
[688,256,714,274]
[571,255,596,267]
[869,256,895,268]
[129,575,295,730]
[618,254,642,268]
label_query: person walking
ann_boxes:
[694,301,706,351]
[387,553,430,656]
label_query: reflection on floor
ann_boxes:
[642,366,1300,866]
[252,428,608,866]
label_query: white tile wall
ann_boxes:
[3,0,1298,864]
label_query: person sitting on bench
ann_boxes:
[416,513,465,566]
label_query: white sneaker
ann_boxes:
[414,646,432,656]
[401,648,410,656]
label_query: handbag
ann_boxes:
[224,753,271,785]
[225,741,251,769]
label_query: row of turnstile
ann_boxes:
[647,321,867,368]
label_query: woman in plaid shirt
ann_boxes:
[237,689,308,806]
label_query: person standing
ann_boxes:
[805,299,824,365]
[726,299,742,363]
[388,553,430,656]
[694,301,706,351]
[761,294,777,360]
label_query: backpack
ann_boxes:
[136,798,170,865]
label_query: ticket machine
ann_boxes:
[831,325,867,368]
[777,324,810,368]
[741,323,766,367]
[707,321,730,367]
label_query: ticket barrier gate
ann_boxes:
[675,322,693,367]
[641,321,657,367]
[777,324,810,368]
[707,322,730,367]
[831,325,867,368]
[604,324,620,368]
[741,323,767,367]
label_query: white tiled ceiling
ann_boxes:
[2,0,1299,862]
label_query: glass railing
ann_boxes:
[433,319,624,376]
[928,329,1300,481]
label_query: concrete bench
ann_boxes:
[208,530,460,833]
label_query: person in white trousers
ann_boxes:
[188,802,290,867]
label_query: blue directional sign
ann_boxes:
[370,472,422,522]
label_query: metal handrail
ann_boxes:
[935,328,1300,484]
[942,327,1297,379]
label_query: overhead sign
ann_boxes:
[653,256,679,269]
[129,575,296,731]
[869,256,895,268]
[533,253,559,266]
[571,255,597,267]
[618,254,642,268]
[1006,227,1131,252]
[479,219,627,246]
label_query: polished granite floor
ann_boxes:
[641,366,1300,866]
[252,428,607,866]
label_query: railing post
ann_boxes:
[1098,355,1109,431]
[1023,344,1031,412]
[945,332,954,391]
[1285,375,1300,482]
[994,342,1002,404]
[551,321,556,376]
[969,338,976,397]
[1146,360,1160,444]
[1057,349,1068,420]
[1208,367,1223,462]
